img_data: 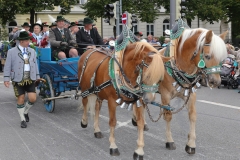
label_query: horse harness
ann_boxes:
[146,37,222,123]
[77,48,157,102]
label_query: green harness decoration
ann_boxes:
[109,25,159,99]
[170,18,190,40]
[197,53,221,74]
[115,25,136,52]
[198,53,206,68]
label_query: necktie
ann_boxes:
[23,48,27,55]
[60,29,64,35]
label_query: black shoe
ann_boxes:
[24,114,29,122]
[21,121,27,128]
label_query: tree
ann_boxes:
[0,0,78,27]
[81,0,162,23]
[158,0,227,27]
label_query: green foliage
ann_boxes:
[236,35,240,39]
[0,0,78,26]
[159,0,227,24]
[0,29,9,41]
[81,0,162,23]
[159,36,165,45]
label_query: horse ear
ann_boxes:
[161,55,172,63]
[219,30,228,40]
[205,30,213,44]
[158,47,166,55]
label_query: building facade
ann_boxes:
[102,6,231,42]
[1,3,231,42]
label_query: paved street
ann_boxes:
[0,72,240,160]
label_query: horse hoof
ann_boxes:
[144,124,149,131]
[110,148,120,156]
[166,142,176,150]
[81,121,87,128]
[133,152,144,160]
[185,145,195,154]
[94,132,103,139]
[132,118,137,126]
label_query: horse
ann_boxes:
[133,28,228,155]
[77,41,165,159]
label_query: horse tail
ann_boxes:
[87,94,98,118]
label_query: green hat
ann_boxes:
[17,31,32,40]
[42,22,49,27]
[68,22,79,28]
[56,16,65,22]
[49,22,57,28]
[83,17,94,25]
[64,19,71,24]
[21,22,30,27]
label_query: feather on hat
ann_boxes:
[48,14,56,23]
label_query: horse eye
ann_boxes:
[205,55,211,60]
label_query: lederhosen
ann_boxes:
[13,47,35,97]
[51,28,70,59]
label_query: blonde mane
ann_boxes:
[179,28,227,62]
[133,42,165,85]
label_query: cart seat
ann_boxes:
[37,48,51,61]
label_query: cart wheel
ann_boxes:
[42,74,55,113]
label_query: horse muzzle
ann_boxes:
[143,92,156,103]
[206,74,221,88]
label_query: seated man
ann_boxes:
[13,22,32,46]
[76,17,104,55]
[49,16,78,60]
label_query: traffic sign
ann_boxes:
[122,13,127,24]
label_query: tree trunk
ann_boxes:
[30,9,35,27]
[187,18,191,28]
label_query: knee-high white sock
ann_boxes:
[17,104,25,121]
[24,101,34,114]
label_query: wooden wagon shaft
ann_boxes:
[42,91,82,102]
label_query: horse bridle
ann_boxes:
[135,59,159,93]
[191,43,221,75]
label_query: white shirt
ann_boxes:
[18,45,30,71]
[32,33,43,47]
[84,28,90,35]
[58,28,64,35]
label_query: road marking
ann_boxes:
[198,100,240,110]
[100,115,165,142]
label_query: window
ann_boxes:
[163,19,170,36]
[119,25,138,35]
[131,25,138,33]
[147,24,154,36]
[79,0,86,4]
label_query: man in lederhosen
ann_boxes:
[49,16,78,60]
[4,31,40,128]
[76,17,104,55]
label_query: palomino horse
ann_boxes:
[78,42,165,159]
[137,28,227,155]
